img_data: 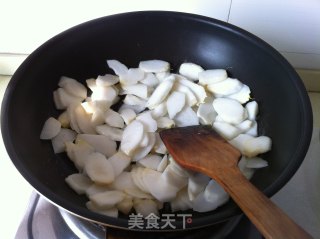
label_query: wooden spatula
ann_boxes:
[160,125,312,239]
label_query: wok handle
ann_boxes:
[212,167,313,239]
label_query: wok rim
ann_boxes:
[0,11,313,230]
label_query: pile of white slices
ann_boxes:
[40,59,271,218]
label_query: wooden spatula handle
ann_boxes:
[213,167,313,239]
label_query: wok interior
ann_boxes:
[2,12,312,229]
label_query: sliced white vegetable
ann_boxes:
[51,128,77,153]
[91,108,106,126]
[40,117,61,140]
[111,172,139,191]
[192,180,229,213]
[104,109,125,128]
[238,157,255,179]
[121,83,148,99]
[139,60,170,73]
[246,101,259,120]
[91,86,118,104]
[166,91,186,119]
[151,102,167,118]
[177,75,207,103]
[89,190,125,209]
[124,188,154,199]
[188,173,211,201]
[119,108,136,125]
[67,103,81,133]
[108,151,131,177]
[53,88,83,110]
[229,134,254,154]
[107,59,128,76]
[136,111,157,132]
[76,134,117,157]
[197,103,217,125]
[161,164,188,190]
[137,154,162,170]
[246,157,268,168]
[96,74,119,87]
[153,133,167,154]
[235,120,253,133]
[120,120,144,156]
[58,111,70,128]
[142,168,179,202]
[116,197,133,215]
[213,122,241,140]
[139,72,159,87]
[120,68,145,85]
[242,136,272,157]
[123,94,147,108]
[74,104,96,134]
[133,199,159,217]
[155,71,171,82]
[171,187,193,212]
[118,103,146,114]
[227,84,251,104]
[96,125,123,141]
[198,69,227,85]
[85,184,111,198]
[207,78,243,96]
[156,117,175,129]
[174,106,199,127]
[58,76,87,99]
[66,140,95,171]
[84,152,115,184]
[157,154,168,172]
[86,78,97,92]
[86,201,119,217]
[65,173,93,195]
[179,62,204,81]
[173,82,198,106]
[245,120,258,136]
[146,79,175,109]
[132,133,156,161]
[213,98,246,124]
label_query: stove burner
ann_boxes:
[16,192,262,239]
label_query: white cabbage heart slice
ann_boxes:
[40,117,61,140]
[116,197,133,215]
[96,125,123,141]
[213,98,246,125]
[89,190,125,209]
[139,72,159,87]
[53,88,83,110]
[188,173,211,201]
[146,79,175,109]
[176,75,207,103]
[65,173,93,195]
[76,134,117,157]
[133,198,159,217]
[120,120,145,156]
[245,157,268,168]
[207,78,243,96]
[242,136,272,157]
[111,172,139,191]
[107,59,128,76]
[104,109,125,128]
[174,106,199,127]
[198,69,227,85]
[121,83,149,99]
[245,101,259,120]
[173,82,197,106]
[119,108,136,125]
[51,128,77,153]
[136,111,157,132]
[96,74,119,87]
[171,187,193,212]
[58,76,87,99]
[197,102,217,125]
[108,151,131,177]
[84,152,115,184]
[166,91,186,119]
[227,84,251,104]
[213,122,241,140]
[139,60,170,73]
[137,154,162,170]
[120,68,145,85]
[178,62,204,81]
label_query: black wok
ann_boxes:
[1,11,313,231]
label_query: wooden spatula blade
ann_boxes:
[160,125,242,177]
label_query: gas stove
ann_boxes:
[15,192,262,239]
